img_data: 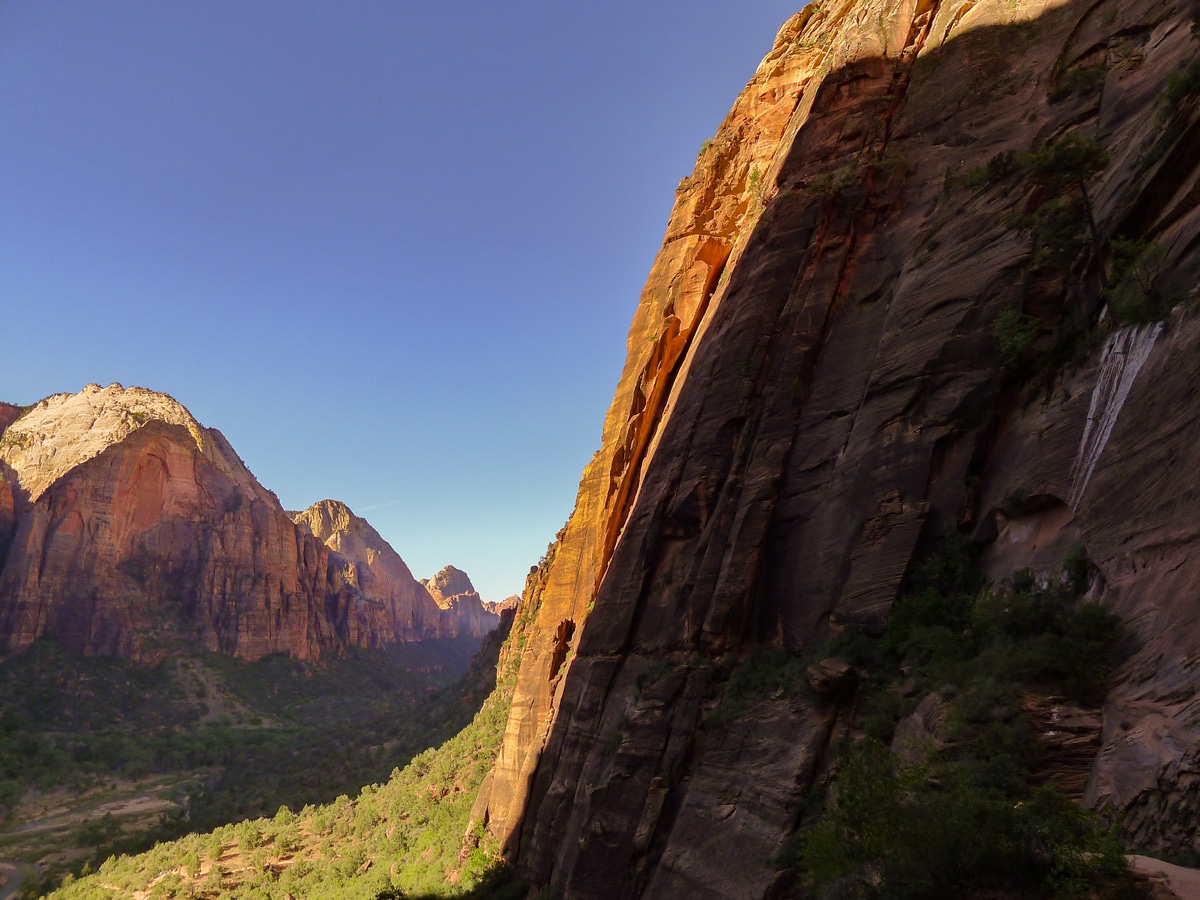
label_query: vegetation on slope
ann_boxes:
[0,635,490,894]
[799,739,1133,899]
[40,565,546,899]
[47,679,516,899]
[771,535,1139,898]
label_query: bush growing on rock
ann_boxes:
[785,538,1131,897]
[801,740,1135,899]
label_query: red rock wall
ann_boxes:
[0,417,494,661]
[479,0,1200,893]
[0,421,327,660]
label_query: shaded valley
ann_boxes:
[0,622,505,894]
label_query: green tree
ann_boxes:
[1024,135,1111,266]
[992,307,1040,368]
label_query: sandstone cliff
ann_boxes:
[0,384,494,661]
[422,564,476,606]
[473,0,1200,895]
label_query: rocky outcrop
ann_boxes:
[414,564,502,638]
[484,595,519,615]
[422,565,476,607]
[474,0,1200,894]
[1025,696,1103,801]
[0,384,494,661]
[890,692,948,764]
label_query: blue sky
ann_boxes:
[0,1,803,603]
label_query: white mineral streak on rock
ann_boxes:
[1069,323,1164,510]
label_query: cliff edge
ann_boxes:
[474,0,1200,895]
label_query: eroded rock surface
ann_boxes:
[476,0,1200,894]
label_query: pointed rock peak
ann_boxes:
[0,383,222,502]
[290,499,413,578]
[292,498,362,541]
[422,565,476,606]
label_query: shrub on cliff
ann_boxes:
[956,135,1110,275]
[800,739,1136,899]
[1049,65,1108,104]
[1107,238,1169,325]
[880,539,1120,711]
[788,539,1132,897]
[1161,57,1200,116]
[992,307,1041,369]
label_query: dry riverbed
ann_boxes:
[0,774,197,885]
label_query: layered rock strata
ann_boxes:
[0,384,493,661]
[474,0,1200,894]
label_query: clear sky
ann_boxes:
[0,1,803,604]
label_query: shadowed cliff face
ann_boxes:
[0,385,495,661]
[474,0,1200,894]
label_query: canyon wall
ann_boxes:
[0,384,494,661]
[474,0,1200,895]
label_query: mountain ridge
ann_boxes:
[0,383,497,661]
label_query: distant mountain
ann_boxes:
[421,564,475,607]
[420,568,518,617]
[0,383,497,661]
[485,594,519,615]
[294,504,498,641]
[418,564,503,639]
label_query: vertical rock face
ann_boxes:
[0,385,495,661]
[477,0,1200,894]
